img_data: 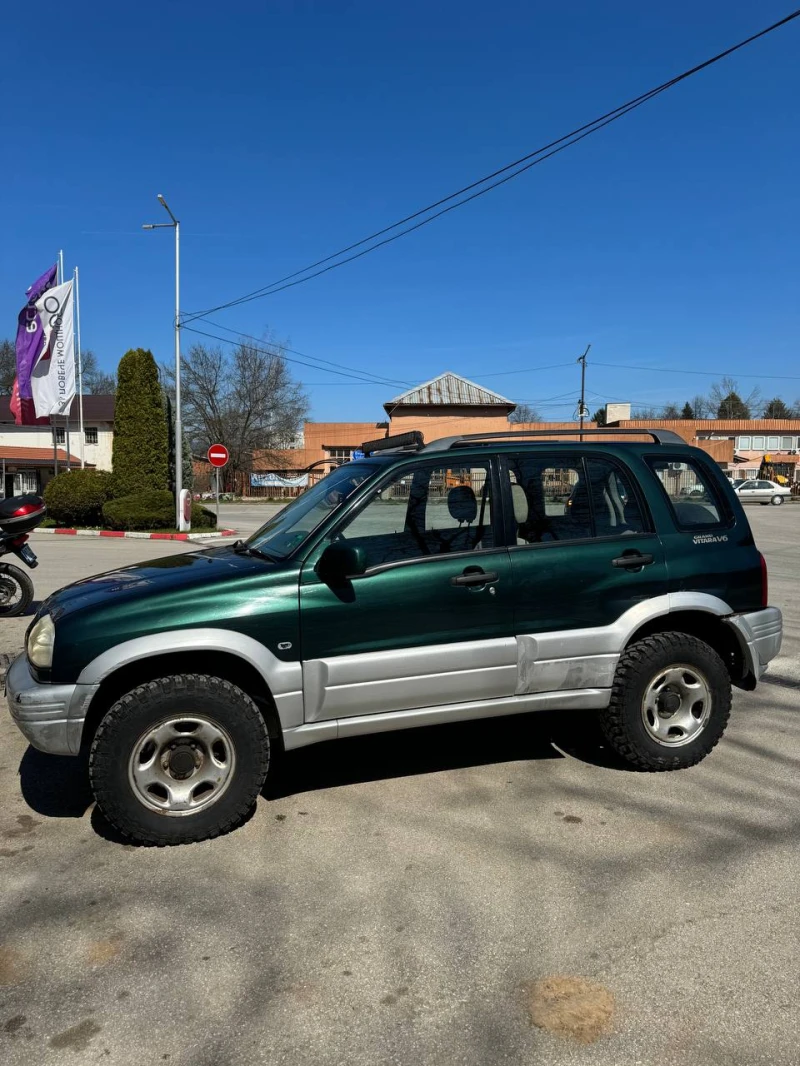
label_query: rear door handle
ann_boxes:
[612,552,654,569]
[451,569,498,587]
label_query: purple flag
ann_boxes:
[15,263,58,402]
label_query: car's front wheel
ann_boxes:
[599,633,731,771]
[771,495,784,506]
[89,674,270,845]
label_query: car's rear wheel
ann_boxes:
[599,633,731,771]
[771,495,784,506]
[89,674,270,845]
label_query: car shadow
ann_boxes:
[18,746,94,817]
[264,708,630,801]
[16,709,628,839]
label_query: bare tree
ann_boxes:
[708,377,761,420]
[509,402,541,424]
[163,336,309,485]
[690,394,711,419]
[661,403,682,419]
[80,350,116,394]
[631,406,659,419]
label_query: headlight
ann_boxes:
[27,614,55,669]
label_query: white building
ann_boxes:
[0,395,114,497]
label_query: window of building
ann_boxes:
[647,457,725,529]
[325,447,355,461]
[54,427,65,444]
[781,436,793,450]
[737,436,751,450]
[85,427,98,445]
[752,436,765,450]
[336,461,494,569]
[767,436,780,450]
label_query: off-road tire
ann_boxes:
[599,632,731,771]
[0,565,34,617]
[89,674,270,845]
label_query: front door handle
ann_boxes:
[450,569,499,587]
[612,552,654,570]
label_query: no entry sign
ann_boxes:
[207,444,229,468]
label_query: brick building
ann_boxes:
[608,417,800,483]
[204,372,800,497]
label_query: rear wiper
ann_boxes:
[232,540,277,562]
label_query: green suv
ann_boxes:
[7,429,782,845]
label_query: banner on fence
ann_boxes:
[250,472,309,488]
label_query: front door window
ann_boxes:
[335,461,494,570]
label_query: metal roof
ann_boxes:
[386,372,513,409]
[0,394,115,423]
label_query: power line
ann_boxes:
[480,361,576,378]
[181,324,412,389]
[184,8,800,321]
[592,361,800,382]
[194,318,412,389]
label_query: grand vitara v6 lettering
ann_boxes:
[6,429,782,845]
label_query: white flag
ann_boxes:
[31,280,75,417]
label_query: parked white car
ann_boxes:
[733,479,791,505]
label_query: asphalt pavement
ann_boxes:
[0,507,798,1065]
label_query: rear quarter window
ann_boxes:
[645,456,730,530]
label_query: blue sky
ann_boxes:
[2,1,799,422]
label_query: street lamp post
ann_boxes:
[143,194,182,529]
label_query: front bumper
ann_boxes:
[5,655,98,756]
[725,606,783,685]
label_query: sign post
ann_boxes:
[207,444,230,525]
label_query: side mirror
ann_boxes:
[318,542,367,584]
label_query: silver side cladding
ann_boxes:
[724,606,783,682]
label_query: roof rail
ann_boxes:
[422,427,687,451]
[361,430,425,455]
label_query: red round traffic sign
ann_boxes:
[207,444,229,468]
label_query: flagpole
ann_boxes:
[58,250,64,285]
[74,267,85,468]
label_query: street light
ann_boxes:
[143,194,183,529]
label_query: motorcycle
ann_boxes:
[0,495,47,617]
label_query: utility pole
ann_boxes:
[143,195,182,529]
[578,343,591,440]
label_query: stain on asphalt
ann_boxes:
[0,946,28,986]
[380,994,397,1006]
[49,1019,102,1051]
[3,1014,26,1034]
[275,814,286,822]
[87,938,123,966]
[563,814,583,824]
[116,991,130,1000]
[2,815,40,840]
[527,975,615,1044]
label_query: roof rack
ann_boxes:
[423,427,686,451]
[361,430,425,455]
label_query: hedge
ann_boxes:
[102,490,217,532]
[43,470,114,527]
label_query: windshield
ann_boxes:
[246,463,379,558]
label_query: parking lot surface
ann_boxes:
[1,508,798,1065]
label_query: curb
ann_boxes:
[33,528,238,542]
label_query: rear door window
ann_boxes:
[503,454,648,543]
[646,457,727,529]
